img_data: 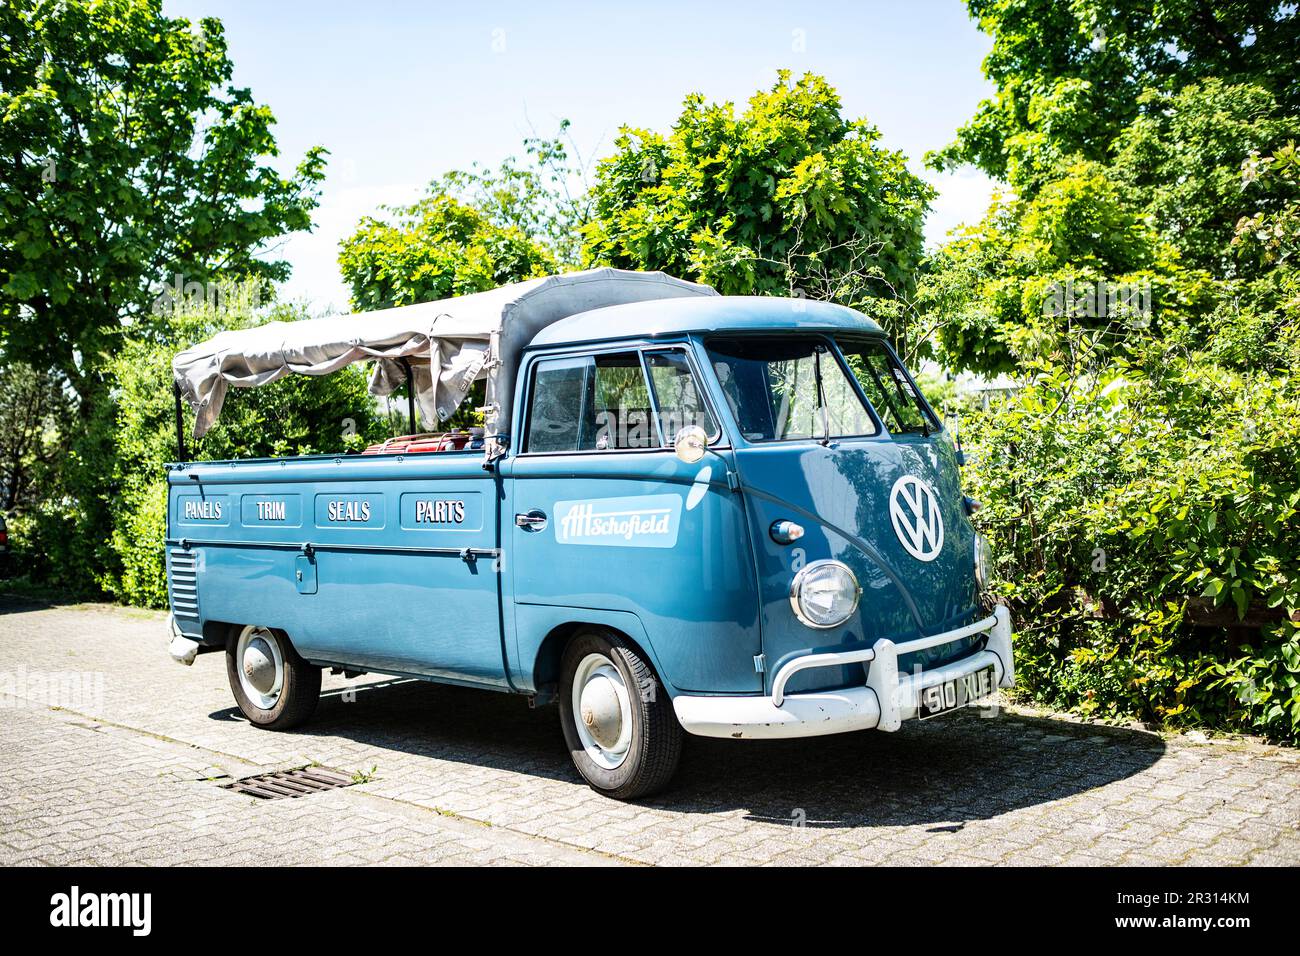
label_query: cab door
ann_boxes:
[505,345,761,696]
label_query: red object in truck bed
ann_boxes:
[362,432,472,455]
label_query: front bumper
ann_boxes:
[673,605,1013,739]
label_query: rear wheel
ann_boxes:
[226,625,321,730]
[559,629,682,800]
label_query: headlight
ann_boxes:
[789,560,861,629]
[974,533,993,590]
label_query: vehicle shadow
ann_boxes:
[210,677,1166,829]
[0,594,74,615]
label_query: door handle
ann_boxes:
[514,509,548,532]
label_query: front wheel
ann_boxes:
[559,629,683,800]
[226,625,321,730]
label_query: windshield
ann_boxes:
[704,336,877,442]
[836,337,938,435]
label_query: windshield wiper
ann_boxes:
[813,345,831,446]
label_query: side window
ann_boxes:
[591,353,656,450]
[526,357,591,453]
[645,351,718,443]
[525,352,660,453]
[838,338,938,435]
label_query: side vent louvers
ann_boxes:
[168,549,199,621]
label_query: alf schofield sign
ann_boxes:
[555,494,683,548]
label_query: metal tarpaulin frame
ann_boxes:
[171,269,717,458]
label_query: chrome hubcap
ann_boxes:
[571,653,633,770]
[580,674,624,750]
[236,626,284,710]
[243,636,277,694]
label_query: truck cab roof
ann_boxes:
[527,295,886,349]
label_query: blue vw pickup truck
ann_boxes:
[166,269,1013,799]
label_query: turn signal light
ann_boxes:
[769,520,804,545]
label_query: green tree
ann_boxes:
[922,13,1300,377]
[1111,80,1300,277]
[1234,141,1300,272]
[0,360,73,512]
[931,0,1300,193]
[1223,141,1300,371]
[0,0,325,595]
[0,0,326,399]
[918,161,1213,375]
[583,72,933,344]
[339,193,555,313]
[101,288,385,606]
[921,2,1300,740]
[434,121,591,269]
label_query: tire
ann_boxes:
[559,628,683,800]
[225,625,321,730]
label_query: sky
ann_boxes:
[163,0,999,313]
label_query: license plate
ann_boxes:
[917,665,997,719]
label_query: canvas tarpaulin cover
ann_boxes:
[172,269,717,457]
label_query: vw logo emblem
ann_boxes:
[889,475,944,562]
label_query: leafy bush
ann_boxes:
[15,287,387,608]
[967,340,1300,742]
[922,0,1300,745]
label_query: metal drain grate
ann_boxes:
[220,767,353,800]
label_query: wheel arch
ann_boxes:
[208,620,307,662]
[516,606,677,702]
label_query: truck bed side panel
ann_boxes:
[166,454,507,687]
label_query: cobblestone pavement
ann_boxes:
[1,599,1297,866]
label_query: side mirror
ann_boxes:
[673,425,709,464]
